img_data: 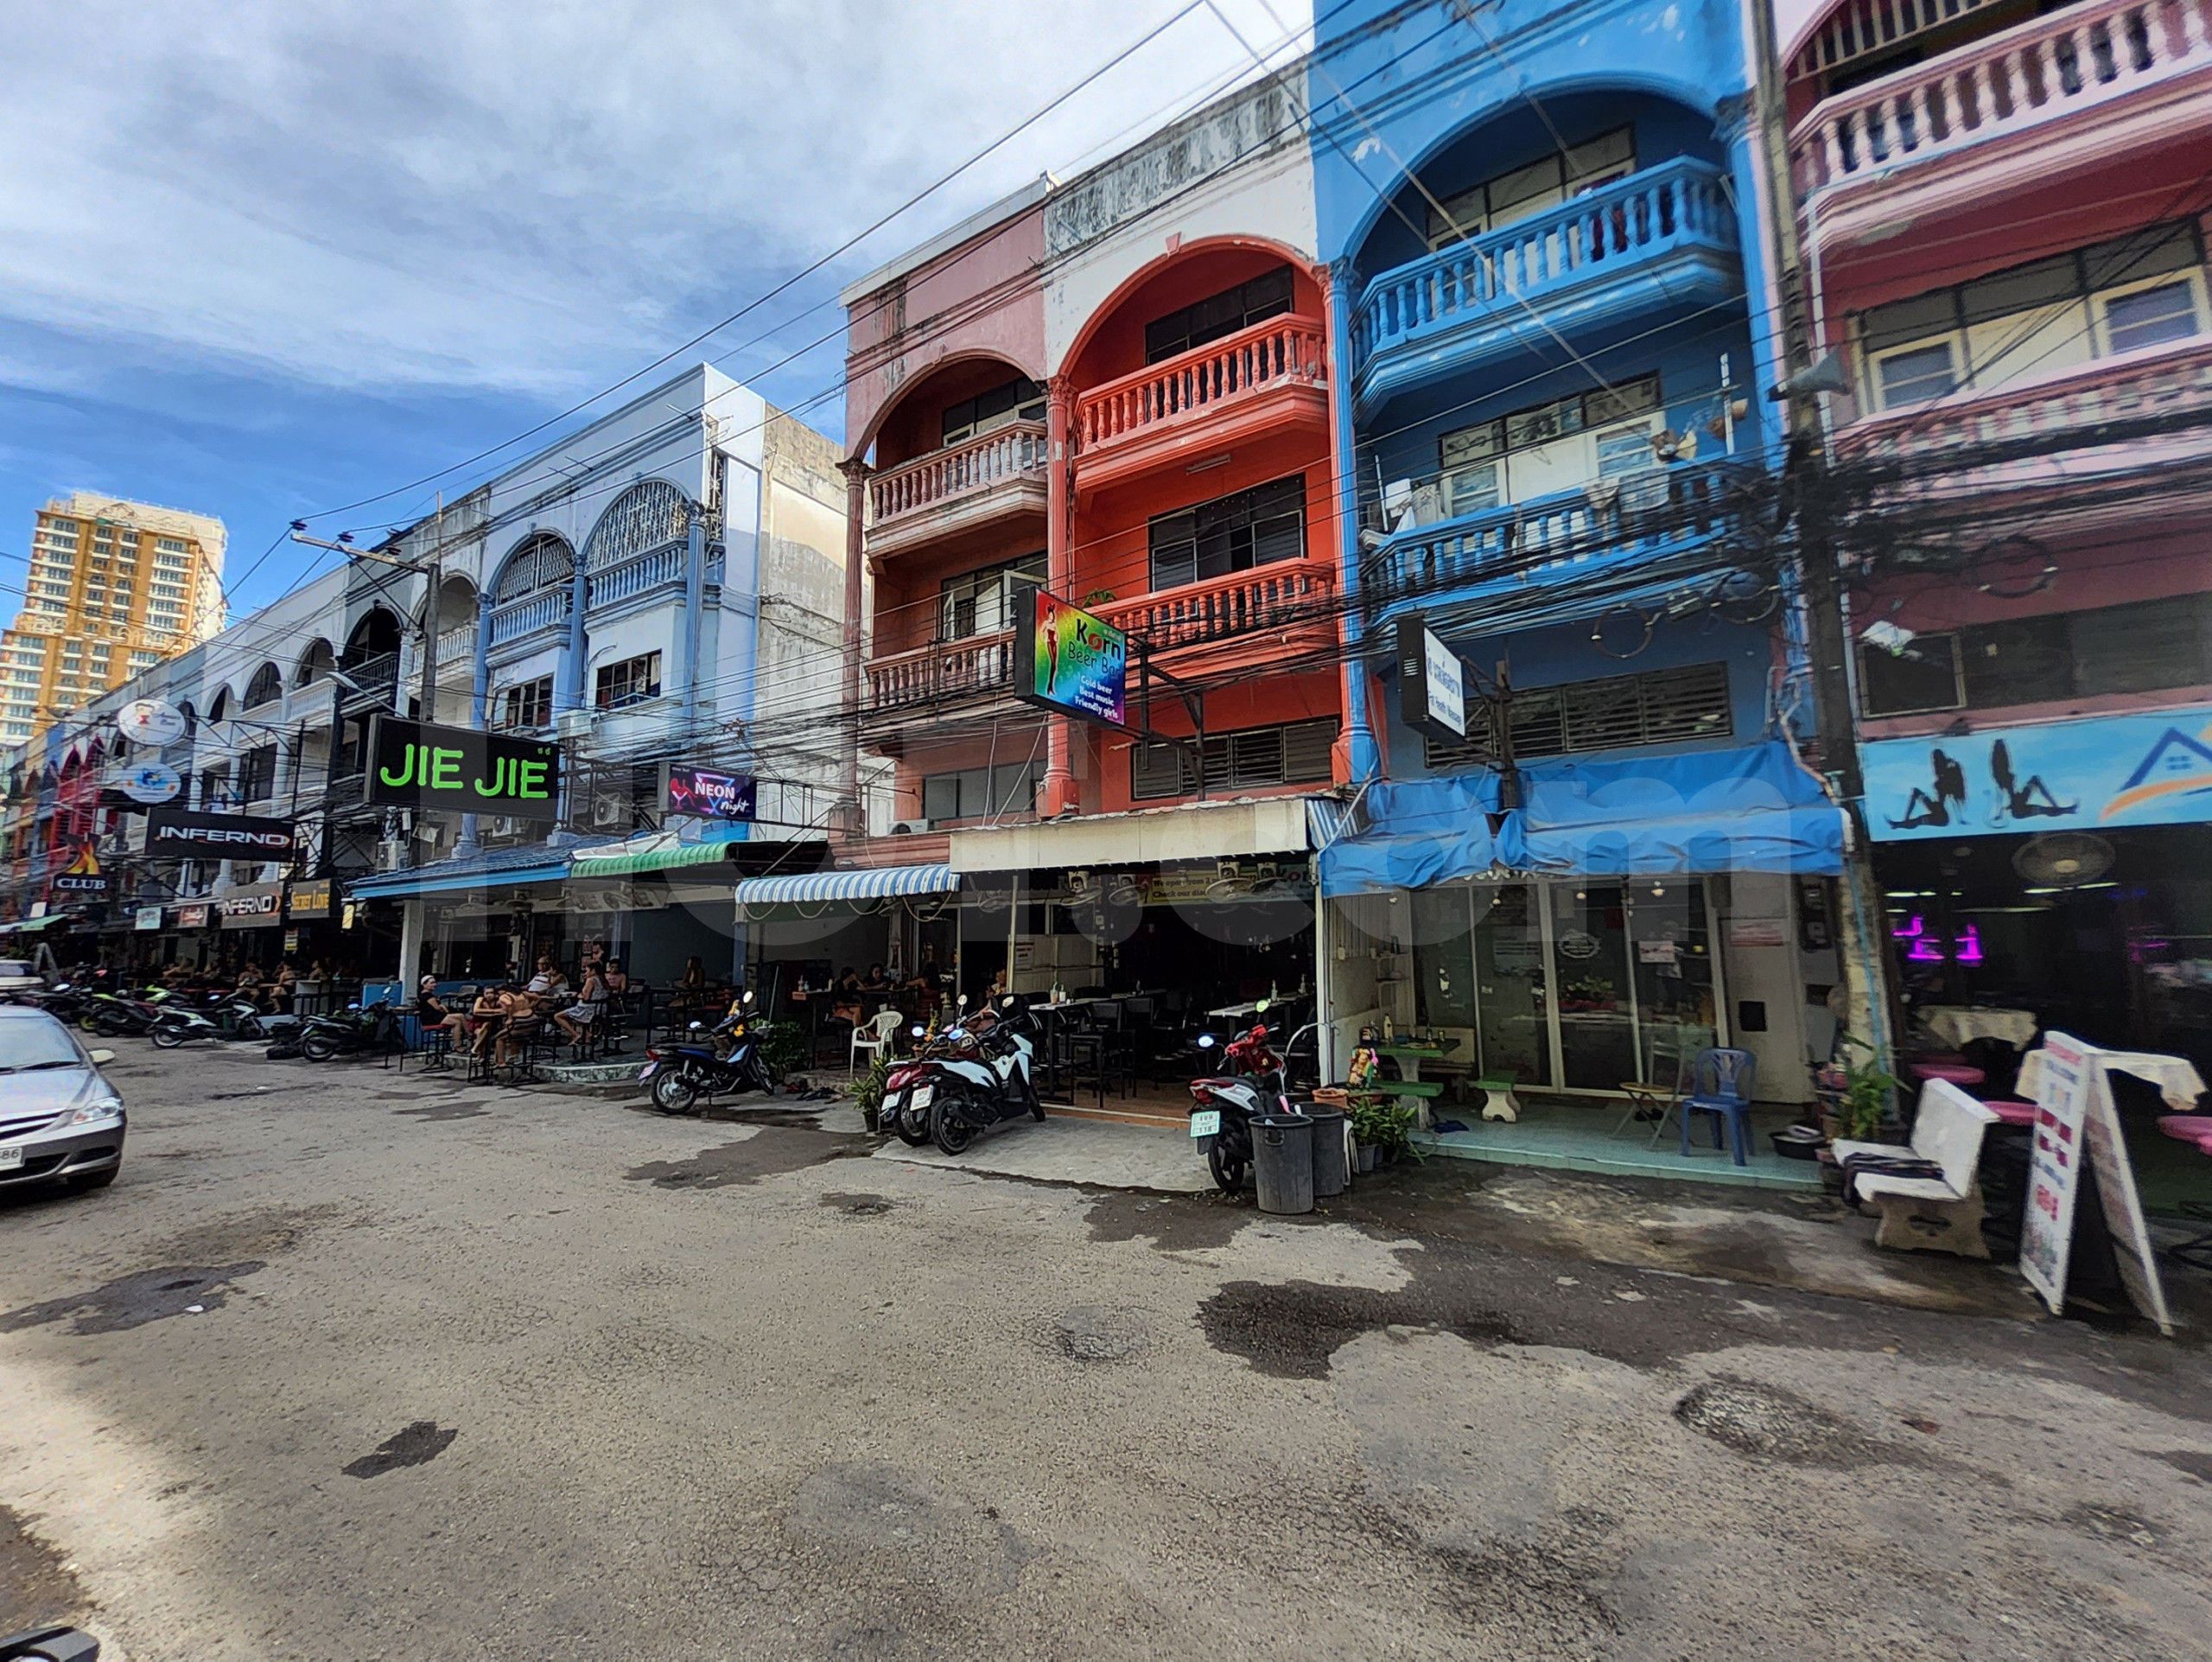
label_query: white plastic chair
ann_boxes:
[850,1007,900,1073]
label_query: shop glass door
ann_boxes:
[1472,883,1551,1086]
[1548,885,1637,1090]
[1624,880,1718,1086]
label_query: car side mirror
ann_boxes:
[88,1048,116,1065]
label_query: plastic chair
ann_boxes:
[850,1007,900,1073]
[1680,1047,1758,1166]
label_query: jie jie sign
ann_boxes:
[145,808,299,859]
[366,716,562,821]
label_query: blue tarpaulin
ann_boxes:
[1318,741,1843,897]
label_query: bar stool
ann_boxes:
[1910,1060,1987,1091]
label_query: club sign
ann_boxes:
[661,762,757,823]
[366,716,562,821]
[145,808,299,858]
[1012,585,1127,728]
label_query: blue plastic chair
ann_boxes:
[1680,1048,1758,1166]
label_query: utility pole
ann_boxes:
[416,494,444,718]
[1746,0,1898,1067]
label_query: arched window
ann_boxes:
[584,481,690,571]
[495,533,576,603]
[243,662,283,707]
[207,687,230,723]
[295,640,334,688]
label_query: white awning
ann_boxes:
[948,797,1315,874]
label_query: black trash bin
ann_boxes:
[1251,1113,1315,1214]
[1301,1107,1347,1198]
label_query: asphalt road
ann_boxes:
[3,1042,2209,1661]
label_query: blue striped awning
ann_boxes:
[732,863,957,914]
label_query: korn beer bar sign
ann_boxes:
[366,716,562,821]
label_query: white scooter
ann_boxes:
[919,996,1044,1155]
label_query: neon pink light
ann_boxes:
[1891,914,1982,964]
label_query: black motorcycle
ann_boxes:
[639,990,777,1114]
[299,1002,402,1063]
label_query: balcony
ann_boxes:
[861,631,1021,746]
[1351,160,1738,413]
[1360,460,1751,634]
[1097,557,1337,678]
[868,423,1048,559]
[432,619,476,678]
[1834,336,2212,519]
[1794,0,2212,209]
[487,588,572,653]
[1073,316,1328,493]
[334,653,400,711]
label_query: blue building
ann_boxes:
[1306,0,1844,1132]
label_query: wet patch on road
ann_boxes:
[2155,1448,2212,1482]
[785,1461,1032,1595]
[0,1503,91,1634]
[1198,1275,1520,1380]
[395,1100,490,1121]
[0,1261,264,1335]
[1086,1189,1253,1252]
[343,1420,458,1479]
[1674,1379,1913,1468]
[819,1191,897,1216]
[1038,1303,1155,1364]
[626,1128,867,1190]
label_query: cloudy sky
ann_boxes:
[0,0,1310,615]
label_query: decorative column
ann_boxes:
[676,514,706,742]
[1323,262,1381,786]
[454,586,496,856]
[836,458,871,836]
[1040,376,1078,818]
[557,546,589,716]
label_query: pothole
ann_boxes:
[1673,1380,1873,1466]
[1039,1304,1154,1364]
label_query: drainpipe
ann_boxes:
[454,587,494,856]
[1040,377,1077,818]
[837,459,870,835]
[1325,262,1381,785]
[677,514,706,742]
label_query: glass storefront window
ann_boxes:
[1474,884,1551,1086]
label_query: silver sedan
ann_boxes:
[0,1005,125,1195]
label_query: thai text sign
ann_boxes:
[1863,705,2212,840]
[366,716,561,821]
[1014,587,1126,728]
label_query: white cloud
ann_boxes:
[0,0,1312,404]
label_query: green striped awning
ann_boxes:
[568,837,742,878]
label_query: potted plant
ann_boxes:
[1350,1097,1416,1171]
[854,1051,890,1135]
[1822,1035,1897,1143]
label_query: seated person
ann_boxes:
[417,977,471,1050]
[861,963,890,992]
[830,966,864,1026]
[466,984,508,1060]
[555,965,608,1046]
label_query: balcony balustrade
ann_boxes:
[588,544,686,609]
[866,631,1017,713]
[335,653,401,709]
[1097,558,1335,662]
[1791,0,2212,195]
[432,619,477,674]
[486,589,572,650]
[1074,316,1327,484]
[1360,460,1748,625]
[868,423,1048,549]
[1351,160,1737,404]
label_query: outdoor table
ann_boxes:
[2018,1047,2208,1110]
[1921,1005,2038,1051]
[1371,1037,1459,1086]
[1207,1000,1263,1022]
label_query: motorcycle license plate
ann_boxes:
[0,1145,22,1172]
[1189,1110,1222,1139]
[909,1084,933,1111]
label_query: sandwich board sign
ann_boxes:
[2018,1031,2172,1336]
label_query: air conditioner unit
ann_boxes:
[589,793,632,831]
[373,839,406,872]
[890,818,935,835]
[489,817,523,838]
[556,708,597,742]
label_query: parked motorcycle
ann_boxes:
[299,1002,401,1063]
[83,987,164,1038]
[1187,1022,1294,1194]
[149,994,302,1048]
[918,996,1042,1156]
[640,990,777,1114]
[22,982,90,1025]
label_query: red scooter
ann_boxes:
[1187,1023,1293,1194]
